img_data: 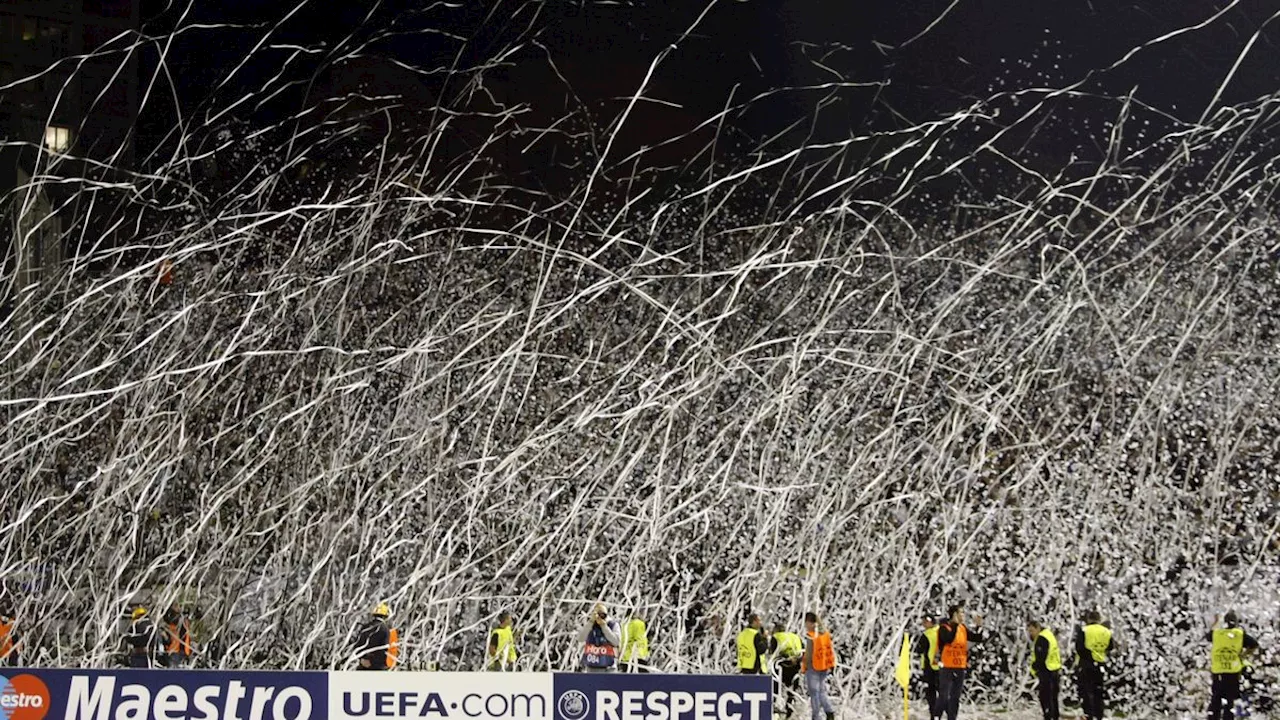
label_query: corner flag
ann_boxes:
[895,632,912,689]
[895,632,911,720]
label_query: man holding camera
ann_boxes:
[579,602,623,672]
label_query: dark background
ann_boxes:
[131,0,1280,204]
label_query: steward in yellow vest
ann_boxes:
[736,614,768,674]
[1074,611,1112,720]
[769,623,804,718]
[912,615,941,715]
[1206,612,1259,720]
[487,612,518,671]
[621,616,650,673]
[1027,622,1061,720]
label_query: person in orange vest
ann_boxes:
[157,259,174,286]
[801,612,837,720]
[0,609,19,667]
[162,603,194,668]
[932,604,984,720]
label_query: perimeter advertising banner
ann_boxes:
[2,670,768,720]
[0,669,328,720]
[327,672,551,720]
[551,674,771,720]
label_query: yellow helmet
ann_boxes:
[373,603,390,618]
[131,607,148,620]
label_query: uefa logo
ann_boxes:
[557,690,590,720]
[0,674,50,720]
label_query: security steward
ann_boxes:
[769,622,804,719]
[934,604,983,720]
[487,611,518,671]
[0,610,18,667]
[621,614,650,673]
[162,603,194,668]
[1027,621,1062,720]
[1074,611,1112,720]
[1206,612,1260,720]
[913,613,941,720]
[737,613,769,674]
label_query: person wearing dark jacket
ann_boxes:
[355,604,393,670]
[1206,612,1260,720]
[1073,611,1112,720]
[123,607,159,668]
[933,604,983,720]
[1027,621,1062,720]
[913,614,941,720]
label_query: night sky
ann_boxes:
[135,0,1280,186]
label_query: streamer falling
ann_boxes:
[1,0,1278,715]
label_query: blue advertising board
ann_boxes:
[2,669,328,720]
[551,675,771,720]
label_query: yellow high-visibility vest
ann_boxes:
[1030,628,1062,676]
[737,627,761,672]
[922,626,939,670]
[622,618,649,662]
[1082,624,1111,664]
[489,626,517,667]
[1211,629,1245,674]
[773,631,804,664]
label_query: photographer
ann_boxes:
[578,603,622,672]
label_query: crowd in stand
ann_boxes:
[2,182,1279,718]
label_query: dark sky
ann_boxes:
[136,0,1280,175]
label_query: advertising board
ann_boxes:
[1,669,327,720]
[328,672,551,720]
[552,674,771,720]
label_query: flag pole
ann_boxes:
[894,631,912,720]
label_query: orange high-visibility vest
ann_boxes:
[387,627,400,668]
[166,620,192,656]
[0,618,15,659]
[939,624,969,669]
[802,631,836,672]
